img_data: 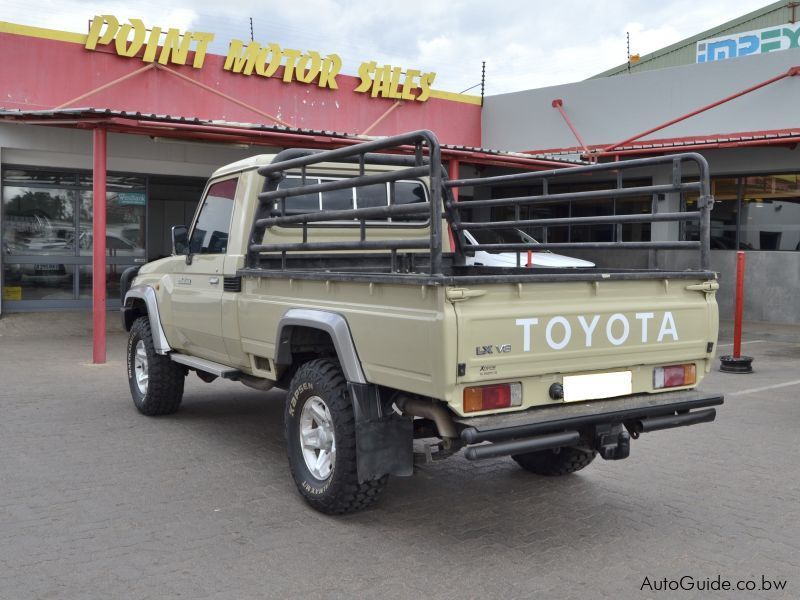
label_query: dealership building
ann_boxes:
[1,1,799,324]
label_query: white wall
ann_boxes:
[482,48,800,153]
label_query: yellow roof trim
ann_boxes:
[429,89,482,105]
[0,21,86,44]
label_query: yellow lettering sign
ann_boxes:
[355,61,435,102]
[85,14,118,50]
[223,39,340,89]
[114,19,146,57]
[83,15,438,100]
[85,15,214,69]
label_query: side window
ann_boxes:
[321,179,355,211]
[275,177,320,215]
[356,184,388,209]
[189,178,237,254]
[269,176,426,222]
[391,181,427,222]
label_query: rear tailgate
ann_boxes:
[451,277,718,413]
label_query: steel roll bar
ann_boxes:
[244,131,714,276]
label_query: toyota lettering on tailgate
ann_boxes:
[515,311,679,351]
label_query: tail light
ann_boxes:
[653,363,697,389]
[464,383,522,413]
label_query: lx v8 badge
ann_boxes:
[476,344,511,356]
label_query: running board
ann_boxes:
[170,353,241,379]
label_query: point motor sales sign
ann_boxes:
[85,15,438,102]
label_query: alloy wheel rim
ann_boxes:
[134,340,149,395]
[299,396,336,480]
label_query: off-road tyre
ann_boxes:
[127,316,185,416]
[285,358,387,514]
[512,447,597,476]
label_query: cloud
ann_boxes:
[2,1,199,35]
[0,0,771,93]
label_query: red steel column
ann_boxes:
[448,159,459,201]
[733,250,746,359]
[447,159,459,250]
[92,128,107,364]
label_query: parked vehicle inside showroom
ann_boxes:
[462,227,594,268]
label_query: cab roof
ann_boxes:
[210,154,278,179]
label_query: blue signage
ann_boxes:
[117,192,146,206]
[696,23,800,63]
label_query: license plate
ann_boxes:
[34,264,61,272]
[563,371,632,402]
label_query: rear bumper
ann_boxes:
[454,389,723,461]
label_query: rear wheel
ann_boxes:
[127,317,185,416]
[512,447,596,476]
[284,359,387,514]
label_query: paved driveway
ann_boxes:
[1,316,798,599]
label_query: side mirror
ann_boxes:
[171,225,189,256]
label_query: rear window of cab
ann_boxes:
[273,176,427,222]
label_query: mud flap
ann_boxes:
[348,382,414,482]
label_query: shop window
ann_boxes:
[615,195,652,242]
[2,186,77,256]
[189,178,237,254]
[740,174,800,251]
[2,169,78,186]
[684,175,800,251]
[684,178,738,249]
[571,198,614,242]
[2,262,74,301]
[79,190,145,258]
[2,166,147,306]
[527,201,570,243]
[78,264,130,303]
[78,173,146,191]
[486,180,651,243]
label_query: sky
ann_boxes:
[1,0,773,95]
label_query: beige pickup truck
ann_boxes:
[121,130,723,514]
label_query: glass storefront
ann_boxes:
[2,167,147,308]
[685,173,800,251]
[489,179,652,243]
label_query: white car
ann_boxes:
[463,228,595,268]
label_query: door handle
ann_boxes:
[209,277,220,285]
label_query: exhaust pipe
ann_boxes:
[395,396,458,439]
[465,430,580,461]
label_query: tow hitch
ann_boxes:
[594,423,630,460]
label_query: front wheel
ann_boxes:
[512,447,597,476]
[127,317,185,416]
[284,359,387,514]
